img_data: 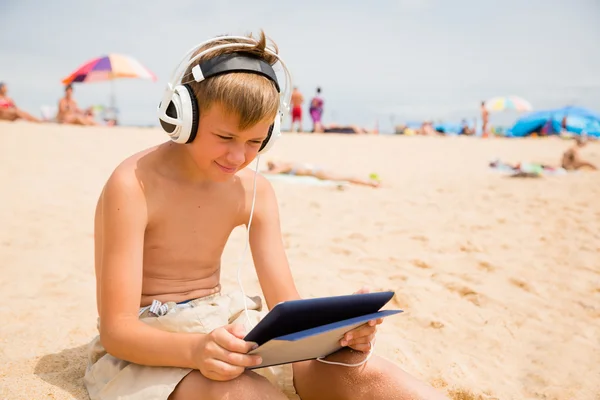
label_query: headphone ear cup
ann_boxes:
[166,85,199,144]
[182,84,200,143]
[258,111,282,154]
[159,100,178,134]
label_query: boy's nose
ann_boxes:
[226,144,246,165]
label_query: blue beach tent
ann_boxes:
[508,106,600,138]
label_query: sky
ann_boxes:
[1,0,599,133]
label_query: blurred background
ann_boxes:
[1,0,599,133]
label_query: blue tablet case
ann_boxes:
[245,291,402,369]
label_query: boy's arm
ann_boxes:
[97,165,199,369]
[249,175,301,309]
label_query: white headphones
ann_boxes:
[157,36,292,154]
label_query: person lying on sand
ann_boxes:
[265,159,382,188]
[561,136,597,171]
[489,159,556,172]
[315,123,376,134]
[86,32,447,400]
[489,159,566,178]
[56,84,98,126]
[0,82,42,123]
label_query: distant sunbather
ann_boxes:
[489,159,566,178]
[561,136,597,171]
[264,160,381,187]
[315,123,376,134]
[56,84,98,126]
[0,82,42,123]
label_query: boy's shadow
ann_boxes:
[34,344,90,400]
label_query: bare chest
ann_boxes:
[144,183,247,268]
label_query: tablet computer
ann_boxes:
[245,291,402,369]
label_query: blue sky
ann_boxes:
[1,0,599,133]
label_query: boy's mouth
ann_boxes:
[214,161,237,174]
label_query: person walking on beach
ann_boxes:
[481,101,490,137]
[309,87,324,133]
[289,86,304,132]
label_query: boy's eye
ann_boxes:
[217,135,232,140]
[250,140,263,145]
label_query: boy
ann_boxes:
[85,31,448,400]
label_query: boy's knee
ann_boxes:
[211,371,286,400]
[171,370,285,400]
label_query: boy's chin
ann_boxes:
[209,168,240,182]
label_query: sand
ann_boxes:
[1,121,599,400]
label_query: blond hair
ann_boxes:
[185,31,280,130]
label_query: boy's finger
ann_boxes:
[341,332,376,347]
[206,359,246,381]
[349,342,373,353]
[225,323,248,339]
[368,318,384,326]
[221,349,263,368]
[353,286,370,295]
[215,327,256,353]
[346,333,376,347]
[343,325,377,342]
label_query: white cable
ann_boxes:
[237,155,261,332]
[236,156,373,368]
[316,339,376,367]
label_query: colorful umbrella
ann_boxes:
[62,54,156,84]
[61,54,157,121]
[484,96,532,112]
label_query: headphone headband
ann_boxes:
[192,52,280,93]
[158,37,292,128]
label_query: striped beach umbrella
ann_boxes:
[61,54,157,119]
[484,96,533,112]
[62,54,157,84]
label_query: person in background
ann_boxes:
[289,86,304,132]
[561,135,597,170]
[0,82,42,122]
[56,84,98,126]
[309,87,324,133]
[265,159,381,187]
[481,101,489,137]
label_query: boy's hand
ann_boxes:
[194,324,263,381]
[340,287,384,353]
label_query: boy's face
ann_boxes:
[187,102,272,182]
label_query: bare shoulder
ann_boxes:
[100,145,161,204]
[236,168,279,223]
[236,168,276,199]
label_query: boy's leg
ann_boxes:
[169,370,289,400]
[292,349,449,400]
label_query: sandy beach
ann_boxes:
[1,121,599,400]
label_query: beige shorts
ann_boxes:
[83,291,299,400]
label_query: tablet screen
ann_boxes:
[245,291,395,345]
